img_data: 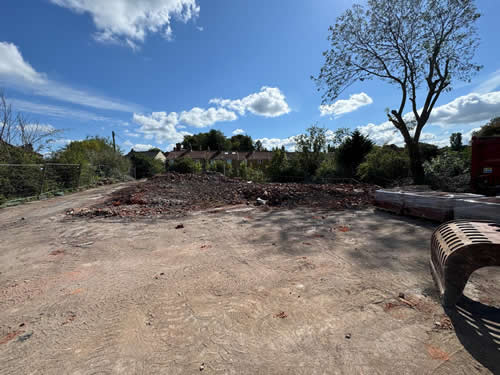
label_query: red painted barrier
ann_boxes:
[471,136,500,195]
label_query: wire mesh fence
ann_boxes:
[0,163,135,205]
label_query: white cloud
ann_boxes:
[463,127,481,144]
[210,87,291,118]
[357,120,445,147]
[133,111,191,144]
[122,140,134,149]
[0,42,140,112]
[48,138,73,146]
[232,128,245,135]
[124,129,141,137]
[0,42,46,84]
[357,121,404,146]
[9,98,128,125]
[50,0,200,48]
[475,70,500,94]
[357,90,500,146]
[319,92,373,117]
[179,107,237,128]
[428,91,500,127]
[131,144,156,151]
[256,136,297,151]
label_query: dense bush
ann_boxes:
[237,162,266,182]
[0,143,45,199]
[131,154,164,179]
[335,130,373,177]
[315,158,337,180]
[417,142,440,163]
[423,151,470,192]
[169,157,201,174]
[54,137,130,180]
[358,146,410,185]
[208,160,231,175]
[266,149,305,182]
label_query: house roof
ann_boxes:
[212,151,245,161]
[246,151,273,161]
[165,150,188,160]
[181,150,218,160]
[128,150,166,159]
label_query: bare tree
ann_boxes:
[314,0,481,183]
[0,92,14,145]
[0,91,61,154]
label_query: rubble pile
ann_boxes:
[70,173,376,218]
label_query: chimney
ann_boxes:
[175,143,182,152]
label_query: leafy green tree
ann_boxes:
[416,143,440,163]
[230,134,254,152]
[450,133,463,151]
[315,0,481,183]
[54,137,130,180]
[267,148,289,181]
[473,117,500,137]
[295,125,327,176]
[316,157,337,179]
[358,146,410,185]
[254,140,264,151]
[335,130,373,177]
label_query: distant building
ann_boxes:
[211,151,245,170]
[163,145,278,170]
[245,151,273,168]
[127,149,167,163]
[181,150,219,169]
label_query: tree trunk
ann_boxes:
[407,140,425,184]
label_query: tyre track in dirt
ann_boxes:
[1,184,499,374]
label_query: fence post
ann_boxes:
[77,165,82,189]
[39,164,47,197]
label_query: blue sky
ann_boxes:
[1,0,499,153]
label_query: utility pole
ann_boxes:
[112,131,116,152]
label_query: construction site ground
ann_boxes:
[0,179,499,374]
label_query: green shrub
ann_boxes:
[170,157,201,174]
[315,158,337,180]
[131,154,164,179]
[358,146,410,185]
[208,160,231,175]
[265,149,305,182]
[238,163,266,182]
[423,151,470,192]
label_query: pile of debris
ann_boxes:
[69,173,376,218]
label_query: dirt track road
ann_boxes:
[1,183,499,374]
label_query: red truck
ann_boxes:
[471,136,500,195]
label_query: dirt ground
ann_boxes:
[0,182,499,374]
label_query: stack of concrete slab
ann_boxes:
[454,196,500,221]
[375,189,499,222]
